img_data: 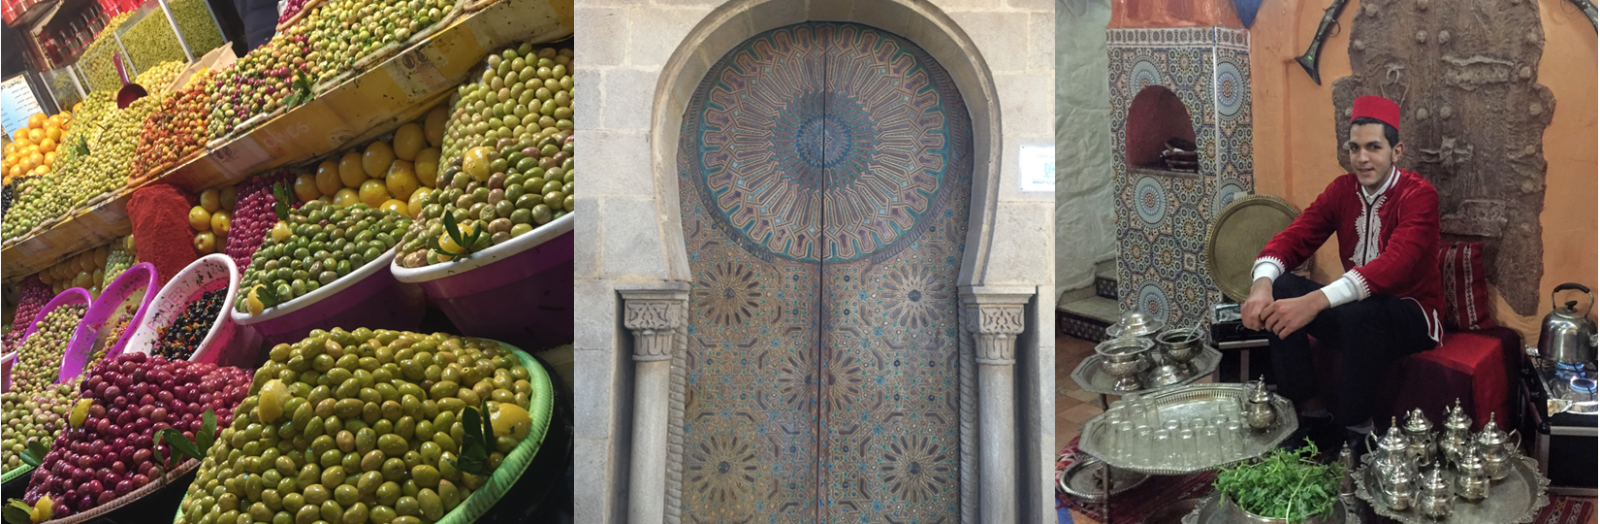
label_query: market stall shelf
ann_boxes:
[1354,454,1551,524]
[1077,383,1299,475]
[0,0,573,283]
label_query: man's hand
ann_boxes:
[1241,278,1275,331]
[1262,292,1330,339]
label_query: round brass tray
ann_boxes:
[1204,194,1301,302]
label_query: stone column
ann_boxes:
[964,291,1030,524]
[620,286,688,524]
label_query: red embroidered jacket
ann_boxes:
[1255,168,1445,344]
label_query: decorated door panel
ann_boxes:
[678,22,972,523]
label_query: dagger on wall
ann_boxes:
[1295,0,1351,85]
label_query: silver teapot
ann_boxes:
[1417,463,1454,520]
[1369,417,1416,476]
[1403,408,1437,465]
[1476,414,1520,481]
[1381,461,1418,511]
[1439,400,1474,468]
[1455,443,1490,501]
[1243,378,1276,430]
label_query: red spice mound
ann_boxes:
[128,183,199,286]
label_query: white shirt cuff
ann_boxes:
[1252,258,1284,282]
[1320,276,1360,308]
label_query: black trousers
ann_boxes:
[1267,273,1435,428]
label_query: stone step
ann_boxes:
[1056,294,1120,342]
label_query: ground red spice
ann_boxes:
[128,183,199,286]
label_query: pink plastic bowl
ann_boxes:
[391,214,573,351]
[10,288,93,390]
[232,249,425,347]
[59,263,160,383]
[125,254,251,366]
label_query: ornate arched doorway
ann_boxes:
[676,22,972,522]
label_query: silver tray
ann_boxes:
[1057,457,1149,501]
[1077,383,1299,475]
[1353,454,1550,524]
[1181,493,1362,524]
[1070,345,1224,396]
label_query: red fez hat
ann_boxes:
[1351,95,1400,130]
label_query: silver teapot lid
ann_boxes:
[1378,417,1409,453]
[1248,376,1271,403]
[1107,311,1164,338]
[1475,414,1509,447]
[1458,443,1486,469]
[1445,399,1472,430]
[1403,408,1433,433]
[1421,464,1451,490]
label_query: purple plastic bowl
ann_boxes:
[59,263,160,383]
[233,250,425,347]
[23,288,92,342]
[392,216,573,351]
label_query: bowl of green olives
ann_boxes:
[230,202,425,347]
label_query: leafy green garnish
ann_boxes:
[1214,439,1342,521]
[2,500,32,524]
[154,409,218,470]
[281,73,316,108]
[272,182,292,222]
[450,399,496,475]
[18,439,48,468]
[427,211,484,262]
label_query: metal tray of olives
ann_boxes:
[1181,493,1362,524]
[1354,454,1550,524]
[1070,345,1223,396]
[1076,383,1298,476]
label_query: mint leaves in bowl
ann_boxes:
[1214,440,1344,523]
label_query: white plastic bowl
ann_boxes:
[125,254,246,364]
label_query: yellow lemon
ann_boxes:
[315,160,342,196]
[70,398,93,428]
[489,402,532,440]
[392,123,425,161]
[362,141,395,178]
[358,179,390,208]
[424,105,448,147]
[199,188,221,212]
[270,221,293,242]
[293,173,321,202]
[407,187,432,218]
[414,148,440,188]
[219,186,237,211]
[188,206,213,231]
[334,188,361,208]
[258,379,289,423]
[380,199,407,216]
[338,151,366,188]
[385,160,419,201]
[462,147,493,181]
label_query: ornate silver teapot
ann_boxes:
[1403,408,1437,465]
[1476,414,1520,481]
[1243,377,1276,430]
[1381,461,1418,511]
[1439,400,1473,468]
[1455,443,1490,501]
[1417,463,1454,520]
[1369,417,1416,474]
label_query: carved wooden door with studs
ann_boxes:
[676,22,973,523]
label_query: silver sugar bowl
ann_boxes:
[1095,336,1154,392]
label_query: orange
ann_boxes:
[28,113,46,129]
[27,128,43,143]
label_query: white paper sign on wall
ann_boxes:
[1019,145,1054,192]
[1,75,44,138]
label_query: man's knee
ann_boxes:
[1272,274,1306,300]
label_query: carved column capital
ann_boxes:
[620,285,690,362]
[960,289,1032,366]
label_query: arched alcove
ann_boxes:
[1125,84,1198,174]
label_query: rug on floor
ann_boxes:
[1056,437,1596,524]
[1055,435,1216,523]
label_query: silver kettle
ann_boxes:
[1539,283,1596,365]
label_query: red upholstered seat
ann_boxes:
[1311,326,1522,431]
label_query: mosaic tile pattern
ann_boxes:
[1108,27,1254,327]
[678,22,970,523]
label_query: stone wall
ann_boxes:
[575,0,1056,523]
[1055,0,1117,298]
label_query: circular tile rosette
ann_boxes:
[680,22,970,263]
[1215,61,1244,117]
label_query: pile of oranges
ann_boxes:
[3,112,73,185]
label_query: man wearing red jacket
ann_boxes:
[1241,95,1445,453]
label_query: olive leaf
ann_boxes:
[271,182,292,222]
[2,500,32,524]
[19,439,48,468]
[254,282,283,308]
[451,399,494,475]
[428,211,483,262]
[282,73,315,108]
[154,409,218,469]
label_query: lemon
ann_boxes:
[188,206,213,231]
[407,187,432,218]
[489,402,531,440]
[414,148,440,188]
[380,199,408,216]
[33,495,52,522]
[258,379,289,423]
[462,147,493,181]
[270,221,293,242]
[386,160,419,200]
[315,160,343,196]
[392,124,425,161]
[294,173,321,202]
[334,188,361,208]
[363,141,395,178]
[246,285,265,316]
[199,189,221,212]
[338,151,366,188]
[219,186,237,211]
[425,105,448,147]
[70,398,93,428]
[358,179,390,208]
